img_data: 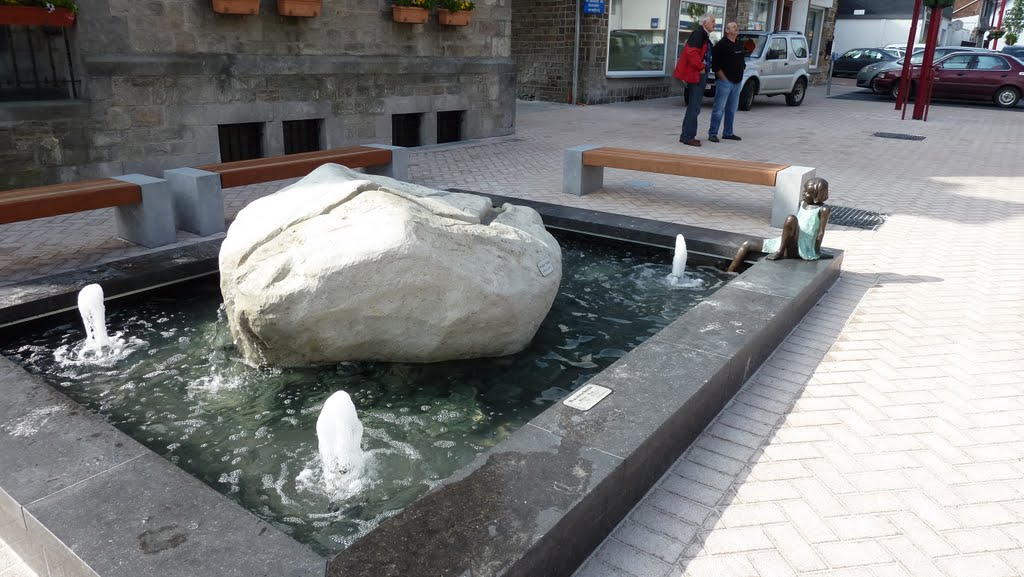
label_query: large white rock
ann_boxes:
[219,164,562,366]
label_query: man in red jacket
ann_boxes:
[674,12,716,147]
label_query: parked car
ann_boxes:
[856,46,995,93]
[872,51,1024,108]
[884,43,926,58]
[686,30,811,111]
[832,48,899,77]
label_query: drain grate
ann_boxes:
[828,205,888,231]
[872,132,925,141]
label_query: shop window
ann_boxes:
[607,0,670,75]
[805,7,824,68]
[749,0,773,31]
[392,113,422,147]
[679,2,725,48]
[218,122,263,163]
[283,119,322,155]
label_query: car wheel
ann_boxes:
[890,80,912,101]
[871,76,885,95]
[738,81,756,111]
[786,78,807,106]
[994,86,1020,108]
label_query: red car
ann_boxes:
[873,51,1024,108]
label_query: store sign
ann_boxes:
[651,17,660,28]
[582,0,604,15]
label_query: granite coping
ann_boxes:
[0,199,841,577]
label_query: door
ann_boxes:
[931,53,972,99]
[834,49,862,76]
[762,36,789,91]
[971,55,1015,101]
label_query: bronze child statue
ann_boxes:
[727,177,832,273]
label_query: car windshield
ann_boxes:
[737,34,767,58]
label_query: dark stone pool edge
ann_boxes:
[0,201,841,577]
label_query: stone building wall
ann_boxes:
[1,0,514,189]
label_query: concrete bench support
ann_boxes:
[164,167,225,237]
[563,145,605,196]
[772,166,816,229]
[363,144,409,182]
[112,174,176,248]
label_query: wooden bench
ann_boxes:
[563,145,816,228]
[0,175,176,247]
[165,144,407,236]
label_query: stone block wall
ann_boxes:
[511,0,576,102]
[1,0,513,189]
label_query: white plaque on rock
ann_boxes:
[562,383,613,411]
[537,258,554,277]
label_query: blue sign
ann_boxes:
[651,17,660,28]
[582,0,604,15]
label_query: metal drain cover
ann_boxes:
[828,205,888,231]
[872,132,926,141]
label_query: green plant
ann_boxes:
[394,0,435,8]
[923,0,954,7]
[987,27,1006,40]
[438,0,473,11]
[0,0,78,11]
[1004,0,1024,42]
[1006,32,1019,45]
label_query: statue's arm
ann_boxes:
[815,206,831,254]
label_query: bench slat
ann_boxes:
[0,178,141,225]
[198,146,393,189]
[583,147,789,187]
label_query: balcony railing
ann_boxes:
[1,25,78,101]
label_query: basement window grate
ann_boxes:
[218,122,263,162]
[392,113,422,147]
[828,205,889,231]
[437,110,465,144]
[283,119,322,154]
[872,132,925,141]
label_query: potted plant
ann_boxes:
[212,0,259,15]
[392,0,432,24]
[437,0,472,26]
[0,0,77,27]
[277,0,319,17]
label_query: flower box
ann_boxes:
[392,5,428,23]
[212,0,260,15]
[437,8,470,26]
[277,0,320,17]
[0,5,76,27]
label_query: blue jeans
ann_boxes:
[680,81,704,141]
[709,78,741,138]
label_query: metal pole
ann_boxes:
[913,5,944,120]
[826,53,834,95]
[571,0,581,105]
[898,0,924,112]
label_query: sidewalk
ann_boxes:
[2,83,1023,577]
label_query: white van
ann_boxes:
[884,43,927,58]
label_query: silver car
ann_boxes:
[856,46,995,93]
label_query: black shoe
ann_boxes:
[681,139,701,147]
[722,134,742,141]
[708,135,720,143]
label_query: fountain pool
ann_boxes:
[1,233,731,555]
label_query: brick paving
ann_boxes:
[2,82,1023,577]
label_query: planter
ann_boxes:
[212,0,260,15]
[437,8,470,26]
[0,6,76,27]
[392,5,428,23]
[277,0,320,17]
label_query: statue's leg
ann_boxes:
[766,215,798,261]
[727,240,756,273]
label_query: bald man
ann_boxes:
[708,21,746,143]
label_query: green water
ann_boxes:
[3,235,730,555]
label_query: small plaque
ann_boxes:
[582,0,604,14]
[563,383,612,411]
[537,258,554,277]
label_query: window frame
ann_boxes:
[805,7,824,69]
[605,0,673,78]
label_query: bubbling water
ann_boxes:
[297,390,367,501]
[666,235,704,289]
[77,284,111,355]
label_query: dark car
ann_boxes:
[872,51,1024,108]
[1002,45,1024,59]
[856,46,995,93]
[832,48,898,77]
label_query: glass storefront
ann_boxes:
[679,1,725,48]
[805,7,824,68]
[749,0,773,31]
[607,0,671,75]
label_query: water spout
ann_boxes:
[671,234,687,278]
[77,284,111,356]
[315,390,366,497]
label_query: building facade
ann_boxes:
[833,0,957,56]
[1,0,514,190]
[512,0,837,105]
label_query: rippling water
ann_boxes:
[2,235,731,555]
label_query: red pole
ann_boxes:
[913,5,944,120]
[897,0,924,112]
[990,0,1009,48]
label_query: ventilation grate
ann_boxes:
[828,205,888,231]
[872,132,925,141]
